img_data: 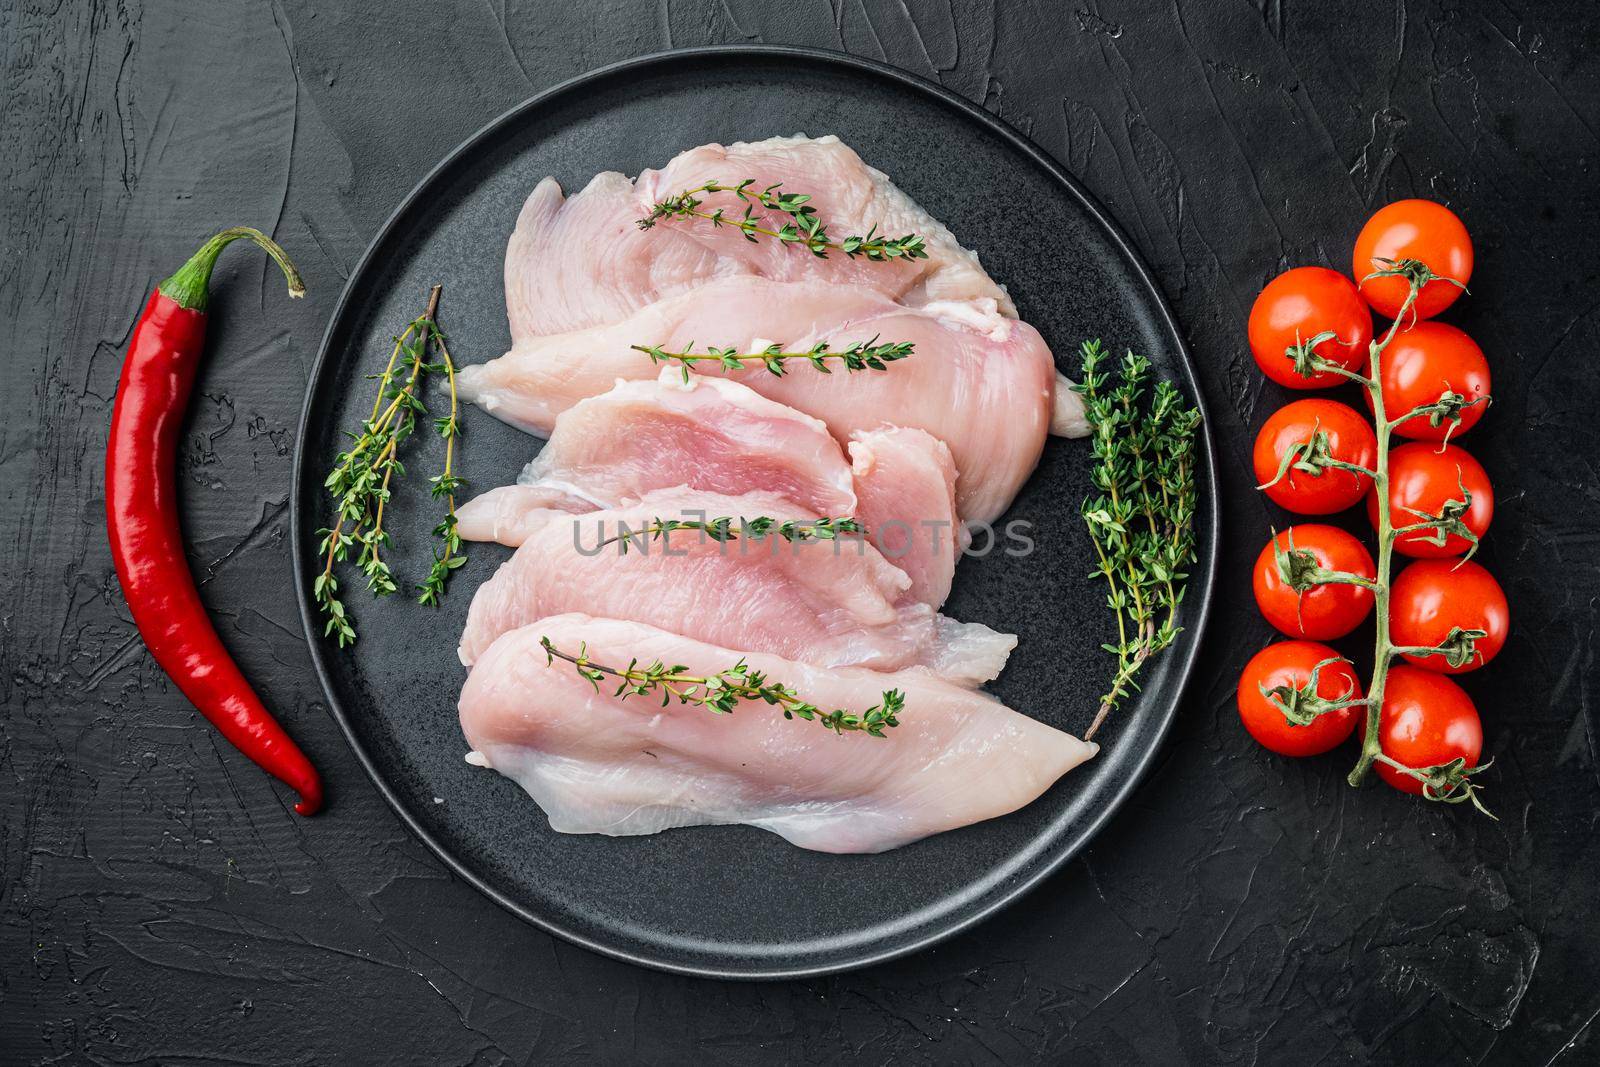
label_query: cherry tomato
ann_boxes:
[1253,399,1378,515]
[1352,200,1473,320]
[1367,321,1491,441]
[1252,525,1376,640]
[1368,442,1493,558]
[1248,267,1374,389]
[1391,559,1509,674]
[1368,666,1482,795]
[1237,641,1363,756]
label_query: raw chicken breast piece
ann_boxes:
[457,489,1015,686]
[455,373,966,608]
[457,277,1076,523]
[505,134,1013,338]
[460,615,1097,853]
[453,484,593,548]
[456,369,856,547]
[848,428,964,608]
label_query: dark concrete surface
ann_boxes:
[3,1,1598,1062]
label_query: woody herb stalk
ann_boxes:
[1074,342,1201,742]
[597,516,864,554]
[540,637,904,737]
[638,179,927,261]
[632,338,914,381]
[315,286,467,646]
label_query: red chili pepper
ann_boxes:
[106,227,324,815]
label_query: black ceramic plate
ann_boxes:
[292,46,1218,979]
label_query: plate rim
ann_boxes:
[289,43,1221,981]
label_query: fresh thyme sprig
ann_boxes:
[597,515,864,554]
[540,637,904,737]
[1073,340,1202,742]
[631,338,913,383]
[637,179,928,261]
[315,286,466,646]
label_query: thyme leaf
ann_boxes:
[637,179,928,262]
[631,338,913,382]
[1073,340,1201,742]
[317,285,467,645]
[540,637,903,737]
[597,516,864,554]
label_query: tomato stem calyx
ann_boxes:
[1394,626,1489,670]
[1391,477,1482,562]
[1256,423,1378,491]
[1263,656,1369,727]
[1302,351,1375,387]
[1363,256,1471,299]
[1273,532,1379,595]
[1372,753,1496,817]
[1285,330,1342,380]
[1393,391,1490,441]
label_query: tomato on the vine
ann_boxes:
[1390,559,1509,673]
[1368,321,1491,441]
[1253,399,1378,515]
[1252,525,1375,640]
[1237,641,1363,757]
[1352,200,1474,320]
[1248,267,1374,389]
[1369,442,1493,558]
[1367,666,1483,795]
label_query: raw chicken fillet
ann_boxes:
[449,134,1095,852]
[456,369,855,547]
[457,488,1014,687]
[506,134,1015,338]
[455,371,964,607]
[458,277,1073,523]
[460,616,1097,853]
[847,427,964,608]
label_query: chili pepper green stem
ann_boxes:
[158,226,305,311]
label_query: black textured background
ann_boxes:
[4,1,1598,1063]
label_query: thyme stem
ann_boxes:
[418,291,465,607]
[637,179,928,262]
[540,637,904,737]
[596,516,863,554]
[631,338,913,381]
[315,286,468,644]
[1074,341,1201,742]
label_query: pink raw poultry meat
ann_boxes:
[457,277,1085,524]
[846,427,964,608]
[459,615,1097,853]
[456,488,1014,687]
[455,371,963,606]
[505,134,1014,338]
[455,369,855,547]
